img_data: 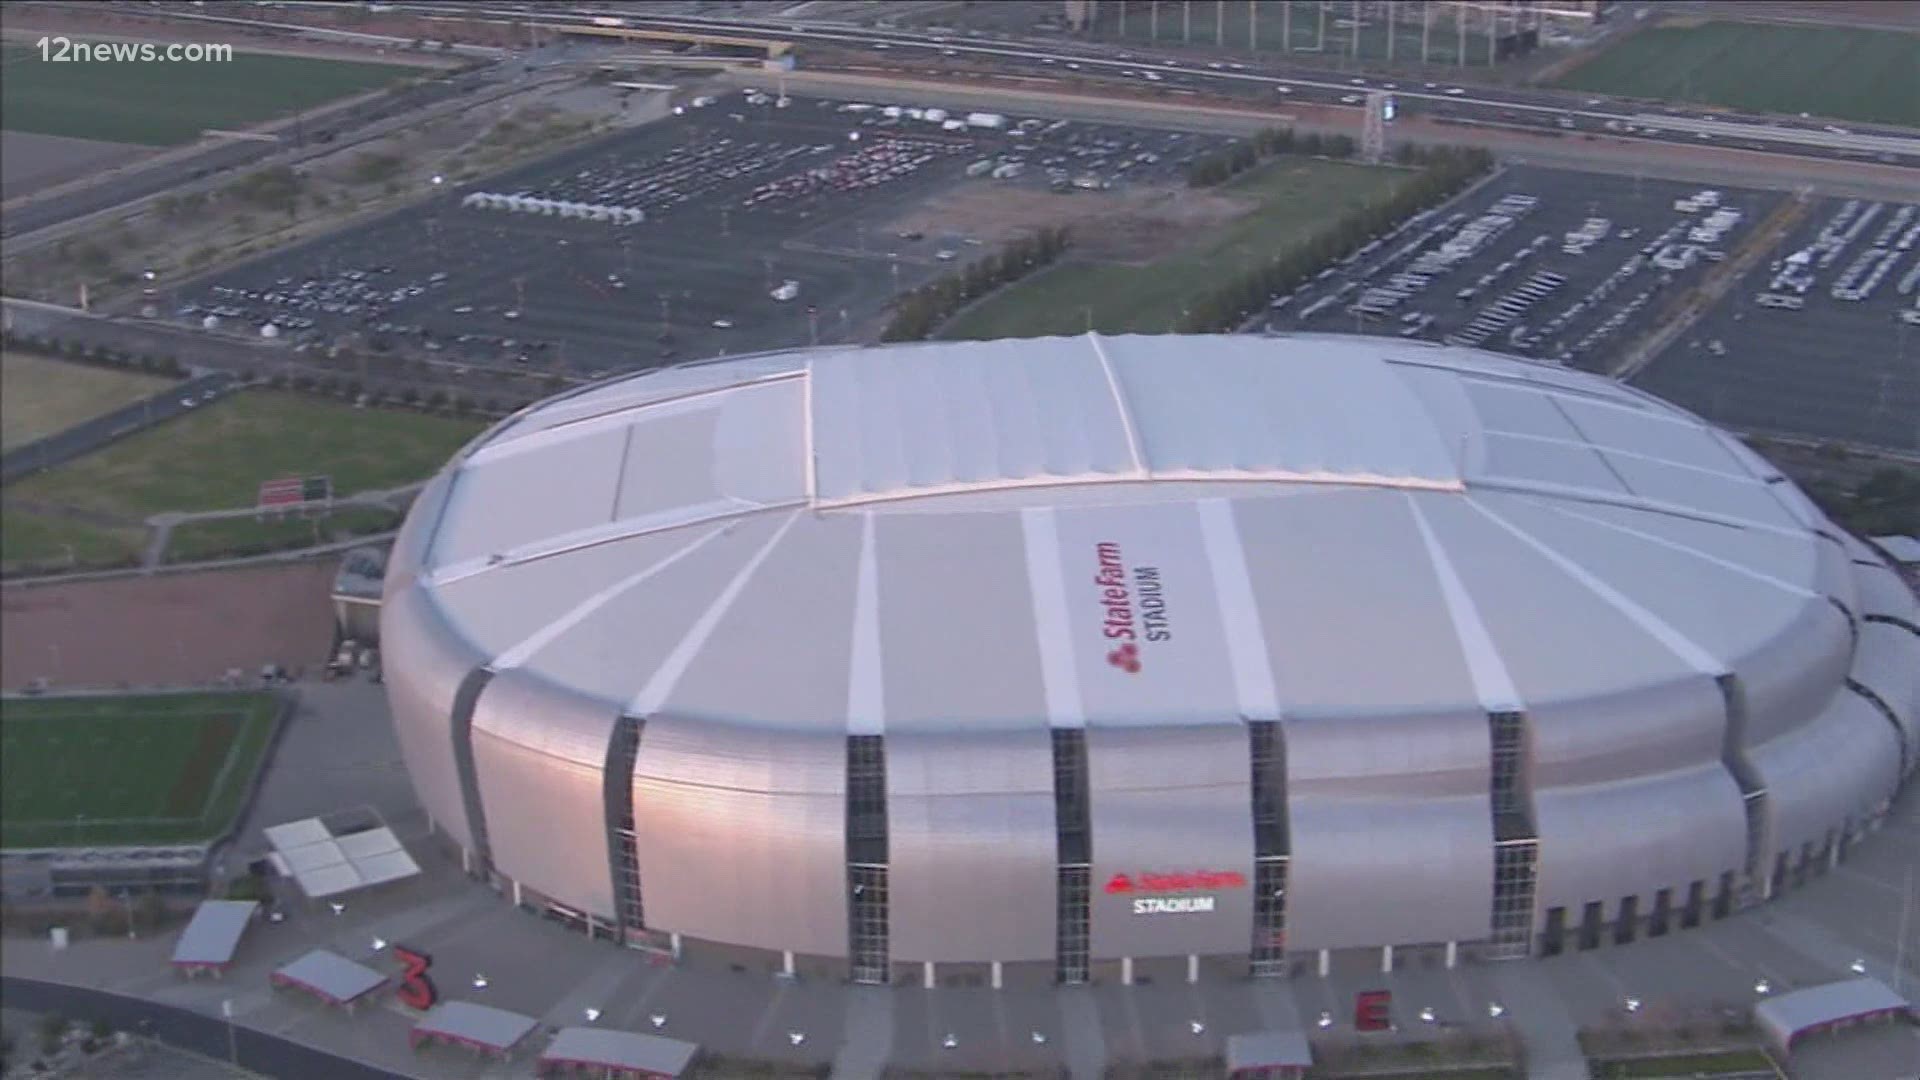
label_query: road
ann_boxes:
[374,2,1920,166]
[0,371,241,485]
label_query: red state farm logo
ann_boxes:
[1107,642,1142,673]
[1104,870,1248,894]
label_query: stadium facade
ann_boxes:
[381,334,1918,985]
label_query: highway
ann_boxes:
[373,2,1920,167]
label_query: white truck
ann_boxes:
[966,112,1009,130]
[770,280,800,302]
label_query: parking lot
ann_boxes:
[1277,165,1787,368]
[176,91,1234,375]
[1275,164,1918,453]
[1637,195,1920,452]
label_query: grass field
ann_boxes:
[1553,21,1920,127]
[0,692,280,848]
[1,351,175,451]
[940,158,1411,340]
[0,45,415,146]
[164,505,401,565]
[2,390,480,573]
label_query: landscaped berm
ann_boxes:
[0,692,280,849]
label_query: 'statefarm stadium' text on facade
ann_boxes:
[381,334,1918,986]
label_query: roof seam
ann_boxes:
[1086,333,1147,478]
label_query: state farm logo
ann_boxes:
[1094,542,1171,674]
[1107,869,1247,915]
[1104,870,1248,895]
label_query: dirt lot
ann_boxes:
[0,560,340,690]
[887,180,1260,265]
[0,131,150,200]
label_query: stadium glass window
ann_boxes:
[1051,728,1090,865]
[1057,864,1090,985]
[848,863,889,985]
[1252,856,1288,975]
[846,735,888,865]
[605,717,646,936]
[1490,838,1539,958]
[1248,721,1288,857]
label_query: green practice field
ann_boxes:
[0,692,280,848]
[0,45,414,146]
[1,351,176,451]
[1553,21,1920,128]
[1,389,480,573]
[941,158,1411,340]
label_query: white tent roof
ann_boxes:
[265,817,420,899]
[272,948,386,1004]
[540,1027,699,1076]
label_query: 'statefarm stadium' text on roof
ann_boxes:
[382,334,1918,983]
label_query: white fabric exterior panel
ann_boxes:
[888,728,1055,962]
[1556,396,1745,474]
[517,515,787,710]
[1418,494,1710,702]
[612,408,722,520]
[1853,623,1918,750]
[1463,380,1586,440]
[1602,453,1798,527]
[1046,503,1243,726]
[1532,765,1748,919]
[808,339,1137,502]
[710,378,807,504]
[631,718,845,956]
[1855,563,1919,625]
[1285,707,1491,798]
[432,426,632,566]
[1087,725,1256,958]
[435,528,723,664]
[1104,334,1459,483]
[1480,434,1626,493]
[874,513,1050,731]
[1235,492,1480,715]
[666,515,860,728]
[386,471,455,593]
[1390,363,1481,474]
[1752,695,1902,861]
[1555,501,1822,589]
[1483,493,1806,665]
[1285,794,1492,949]
[498,356,805,437]
[1733,602,1852,747]
[1814,537,1858,614]
[470,723,614,920]
[380,583,482,850]
[1528,674,1726,787]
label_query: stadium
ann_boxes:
[380,333,1918,987]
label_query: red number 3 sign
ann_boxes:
[392,945,438,1010]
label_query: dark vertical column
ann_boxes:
[1716,676,1769,906]
[1052,728,1091,985]
[1487,710,1539,959]
[449,668,495,876]
[847,735,889,984]
[1248,720,1290,976]
[604,715,646,944]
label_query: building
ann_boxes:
[381,334,1918,987]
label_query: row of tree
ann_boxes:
[1174,145,1496,333]
[1188,127,1360,187]
[6,333,187,378]
[882,226,1074,342]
